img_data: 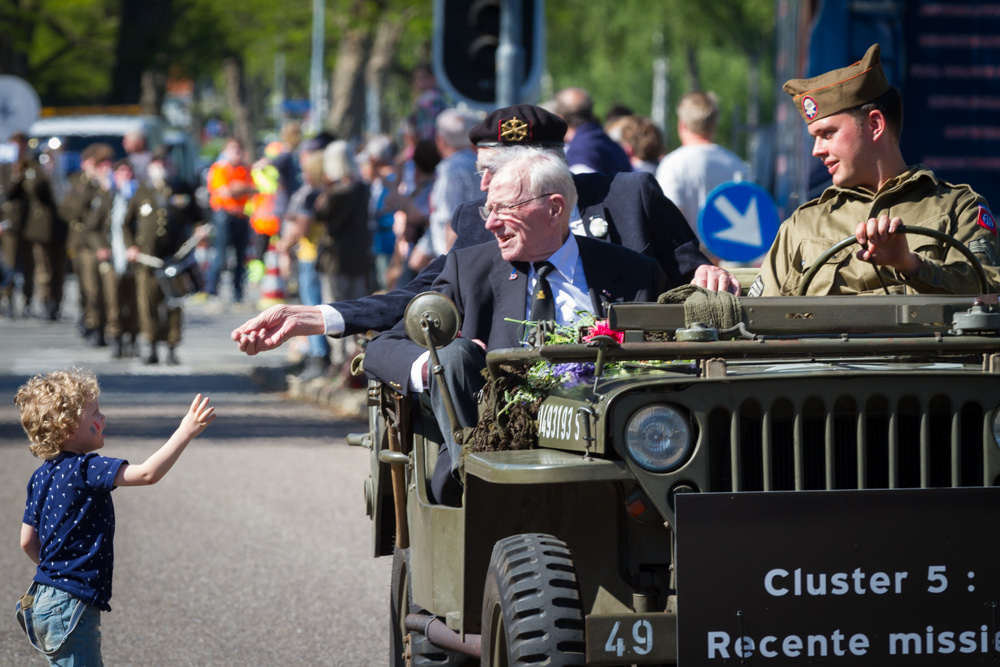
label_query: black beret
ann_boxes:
[468,104,567,148]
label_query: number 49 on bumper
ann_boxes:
[586,613,677,665]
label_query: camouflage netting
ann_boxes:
[461,366,541,461]
[658,284,742,329]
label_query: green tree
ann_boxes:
[3,0,773,155]
[546,0,774,157]
[0,0,120,105]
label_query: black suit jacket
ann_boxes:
[335,170,703,337]
[363,235,665,393]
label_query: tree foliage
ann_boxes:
[0,0,120,105]
[1,0,773,154]
[546,0,774,155]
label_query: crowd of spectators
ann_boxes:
[2,66,757,383]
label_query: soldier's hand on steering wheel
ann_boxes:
[855,214,922,278]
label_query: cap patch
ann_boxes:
[471,104,566,147]
[499,116,530,143]
[802,96,818,120]
[978,205,996,235]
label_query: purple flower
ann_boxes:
[551,363,595,388]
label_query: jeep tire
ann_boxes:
[481,533,586,666]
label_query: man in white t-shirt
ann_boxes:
[656,91,748,235]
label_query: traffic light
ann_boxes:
[434,0,542,108]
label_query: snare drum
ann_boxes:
[155,254,206,304]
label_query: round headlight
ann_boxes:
[625,404,693,472]
[993,409,1000,448]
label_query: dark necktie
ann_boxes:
[529,261,556,323]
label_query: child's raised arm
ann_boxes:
[114,394,215,487]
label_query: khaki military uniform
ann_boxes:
[752,166,1000,296]
[75,184,116,336]
[61,173,100,328]
[1,160,63,313]
[10,158,68,318]
[124,180,200,347]
[0,163,26,306]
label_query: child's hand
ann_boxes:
[180,394,215,437]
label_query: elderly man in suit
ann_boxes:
[232,104,733,356]
[364,148,664,505]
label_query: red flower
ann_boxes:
[584,320,623,344]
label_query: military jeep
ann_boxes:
[354,286,1000,666]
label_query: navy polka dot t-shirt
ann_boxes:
[23,452,127,611]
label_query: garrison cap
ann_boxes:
[468,104,567,148]
[782,43,890,124]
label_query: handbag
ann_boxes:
[14,582,87,656]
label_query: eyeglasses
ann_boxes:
[479,193,554,220]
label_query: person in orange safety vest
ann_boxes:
[205,138,256,303]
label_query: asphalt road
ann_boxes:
[0,280,390,665]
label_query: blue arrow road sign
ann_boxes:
[698,182,780,263]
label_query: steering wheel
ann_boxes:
[797,225,989,296]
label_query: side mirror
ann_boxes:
[403,292,463,443]
[404,292,460,350]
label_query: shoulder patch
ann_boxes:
[747,274,765,298]
[978,206,996,235]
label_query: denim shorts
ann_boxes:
[28,584,103,666]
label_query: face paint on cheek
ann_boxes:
[91,420,100,435]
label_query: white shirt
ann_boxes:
[655,143,748,234]
[525,233,591,325]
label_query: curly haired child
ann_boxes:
[14,368,214,665]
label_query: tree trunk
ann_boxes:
[140,67,167,116]
[685,44,701,93]
[0,0,31,78]
[109,0,174,106]
[327,28,372,141]
[365,16,407,134]
[224,56,255,151]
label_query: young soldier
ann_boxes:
[751,44,1000,296]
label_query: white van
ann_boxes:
[27,114,197,188]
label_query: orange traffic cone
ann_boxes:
[257,236,286,308]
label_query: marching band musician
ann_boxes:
[125,151,203,365]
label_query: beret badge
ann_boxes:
[499,117,530,143]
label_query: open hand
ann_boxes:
[181,394,215,437]
[231,304,326,355]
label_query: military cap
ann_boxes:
[83,142,116,164]
[783,43,890,124]
[468,104,567,147]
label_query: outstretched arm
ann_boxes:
[114,395,215,486]
[231,252,451,357]
[231,304,326,355]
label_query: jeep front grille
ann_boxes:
[701,379,997,492]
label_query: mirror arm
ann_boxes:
[421,315,463,442]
